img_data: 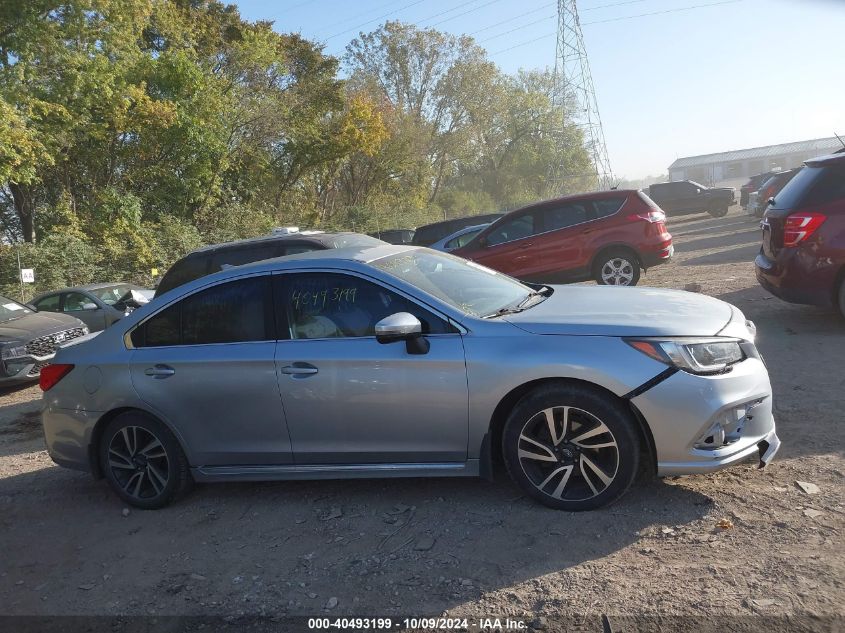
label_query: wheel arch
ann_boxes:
[832,263,845,312]
[589,242,643,277]
[479,377,657,481]
[88,406,187,478]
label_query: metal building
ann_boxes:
[668,137,842,188]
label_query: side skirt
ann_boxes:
[192,460,480,483]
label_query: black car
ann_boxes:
[31,283,151,332]
[0,294,89,385]
[410,213,505,246]
[369,229,415,245]
[648,180,735,218]
[155,231,386,297]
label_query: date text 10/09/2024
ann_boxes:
[307,618,528,630]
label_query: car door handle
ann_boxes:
[144,364,175,379]
[519,242,534,249]
[281,364,319,376]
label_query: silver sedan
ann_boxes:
[41,245,780,511]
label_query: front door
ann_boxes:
[62,292,107,331]
[128,275,292,466]
[465,211,540,278]
[274,272,469,464]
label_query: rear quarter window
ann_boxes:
[156,256,209,296]
[770,166,828,209]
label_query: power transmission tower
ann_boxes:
[551,0,614,192]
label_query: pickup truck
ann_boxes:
[648,180,735,218]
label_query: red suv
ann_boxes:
[452,190,673,286]
[755,152,845,317]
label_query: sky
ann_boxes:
[233,0,844,179]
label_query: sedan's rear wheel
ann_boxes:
[502,384,640,511]
[100,412,191,509]
[594,250,641,286]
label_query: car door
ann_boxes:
[530,201,593,279]
[61,292,107,331]
[128,274,293,466]
[274,271,468,464]
[464,211,539,277]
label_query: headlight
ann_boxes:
[626,337,745,375]
[0,342,27,360]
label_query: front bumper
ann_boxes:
[0,356,51,385]
[631,357,780,476]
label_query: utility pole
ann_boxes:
[551,0,614,193]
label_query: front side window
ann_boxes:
[486,214,535,246]
[277,273,452,340]
[132,277,272,347]
[63,292,95,312]
[90,285,135,305]
[446,229,483,249]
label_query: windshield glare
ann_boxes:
[0,295,32,322]
[91,285,135,305]
[371,250,533,317]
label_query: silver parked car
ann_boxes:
[41,246,780,511]
[429,223,489,252]
[31,283,152,332]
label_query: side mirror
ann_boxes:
[374,312,429,355]
[767,197,775,207]
[696,188,701,194]
[82,302,99,310]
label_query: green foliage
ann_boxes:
[0,4,597,292]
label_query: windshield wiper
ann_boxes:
[484,288,549,318]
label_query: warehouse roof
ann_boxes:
[669,137,843,170]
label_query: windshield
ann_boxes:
[0,295,32,322]
[90,285,136,305]
[370,250,535,317]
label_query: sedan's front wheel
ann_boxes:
[100,411,192,509]
[502,384,640,511]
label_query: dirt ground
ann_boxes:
[1,206,843,632]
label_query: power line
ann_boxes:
[325,0,428,41]
[478,14,556,44]
[426,0,508,29]
[317,0,410,34]
[491,0,743,55]
[415,0,491,27]
[468,2,556,37]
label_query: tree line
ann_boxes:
[0,0,594,297]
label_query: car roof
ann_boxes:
[34,282,139,298]
[805,152,845,167]
[187,231,361,255]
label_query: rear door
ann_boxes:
[466,211,539,277]
[129,275,292,466]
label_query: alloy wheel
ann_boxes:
[600,258,635,285]
[518,406,619,501]
[107,426,171,501]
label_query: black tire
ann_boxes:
[708,206,729,218]
[593,249,641,286]
[100,411,192,509]
[502,383,640,511]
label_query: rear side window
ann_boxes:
[803,164,845,206]
[592,198,625,219]
[34,294,60,312]
[133,277,273,347]
[771,166,821,209]
[156,256,208,296]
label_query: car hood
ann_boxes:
[502,286,734,337]
[0,311,85,342]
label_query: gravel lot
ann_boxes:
[1,207,843,631]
